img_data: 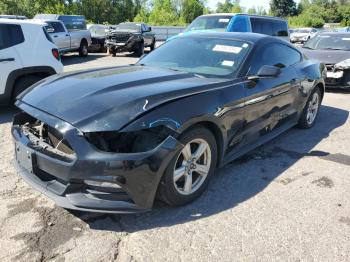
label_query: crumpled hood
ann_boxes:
[302,48,350,64]
[19,65,226,132]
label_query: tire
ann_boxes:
[150,39,156,51]
[13,75,44,99]
[157,127,218,206]
[79,41,88,57]
[135,42,144,57]
[297,87,322,129]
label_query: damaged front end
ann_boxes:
[105,31,142,54]
[325,62,350,88]
[12,102,183,213]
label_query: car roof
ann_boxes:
[199,13,286,21]
[0,18,46,26]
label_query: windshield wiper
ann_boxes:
[302,46,314,50]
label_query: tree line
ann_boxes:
[0,0,349,28]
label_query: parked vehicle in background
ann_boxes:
[0,19,63,105]
[34,14,91,57]
[333,27,350,33]
[105,22,156,57]
[12,32,325,213]
[182,14,289,41]
[302,32,350,89]
[0,15,27,20]
[290,28,318,43]
[87,24,111,53]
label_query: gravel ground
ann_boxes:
[1,53,350,261]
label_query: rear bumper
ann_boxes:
[12,102,183,213]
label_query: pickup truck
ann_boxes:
[34,14,92,57]
[105,22,156,57]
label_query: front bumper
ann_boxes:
[325,68,350,89]
[12,101,183,213]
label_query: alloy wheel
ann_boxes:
[306,92,320,125]
[173,138,212,195]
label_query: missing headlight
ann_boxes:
[84,126,177,153]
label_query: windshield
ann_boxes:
[139,37,251,77]
[116,23,141,32]
[185,16,233,32]
[304,35,350,50]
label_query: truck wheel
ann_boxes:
[150,39,156,51]
[79,41,88,57]
[135,42,144,57]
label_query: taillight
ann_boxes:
[52,49,60,60]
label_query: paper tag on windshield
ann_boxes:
[213,45,242,54]
[242,43,249,48]
[222,60,235,67]
[219,19,230,23]
[342,38,350,41]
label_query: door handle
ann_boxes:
[54,35,58,38]
[0,58,15,62]
[65,34,69,36]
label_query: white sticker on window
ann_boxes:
[242,43,249,48]
[342,38,350,41]
[222,60,235,67]
[213,45,242,54]
[219,19,230,23]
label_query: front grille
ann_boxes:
[109,33,131,43]
[15,112,76,161]
[326,64,335,71]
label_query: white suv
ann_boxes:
[0,19,63,105]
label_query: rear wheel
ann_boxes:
[79,41,88,57]
[158,127,217,206]
[298,87,321,129]
[13,75,44,99]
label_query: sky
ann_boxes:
[207,0,300,12]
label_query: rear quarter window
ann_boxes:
[250,18,288,37]
[58,15,86,31]
[0,24,25,50]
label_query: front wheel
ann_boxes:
[135,42,144,57]
[298,87,321,129]
[157,127,217,206]
[79,41,88,57]
[150,39,155,51]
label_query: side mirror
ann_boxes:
[145,26,151,32]
[248,65,281,81]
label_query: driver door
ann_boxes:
[243,43,302,145]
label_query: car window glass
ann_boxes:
[250,43,301,74]
[59,15,86,31]
[230,15,250,32]
[250,17,262,34]
[272,20,288,36]
[185,16,233,32]
[47,22,65,33]
[0,24,25,50]
[140,37,251,77]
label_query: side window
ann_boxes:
[250,17,262,34]
[261,20,273,35]
[249,43,301,74]
[230,15,250,32]
[48,22,65,33]
[0,24,25,50]
[272,21,288,36]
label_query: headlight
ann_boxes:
[84,126,174,153]
[335,58,350,69]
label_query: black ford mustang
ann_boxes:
[12,33,325,213]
